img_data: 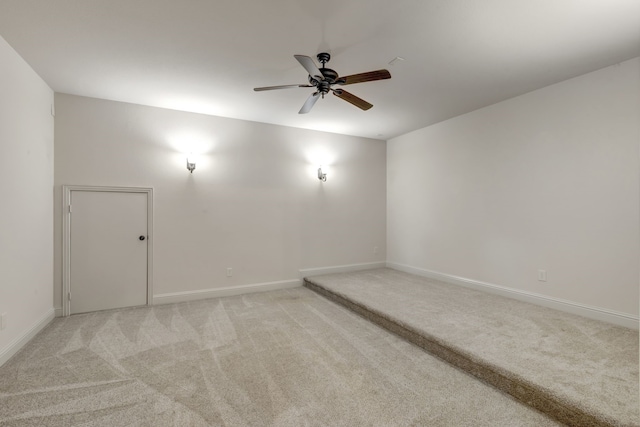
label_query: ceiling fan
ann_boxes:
[254,52,391,114]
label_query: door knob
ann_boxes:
[139,236,146,241]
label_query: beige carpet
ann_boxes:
[304,268,639,427]
[0,287,562,426]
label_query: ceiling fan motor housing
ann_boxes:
[309,68,339,93]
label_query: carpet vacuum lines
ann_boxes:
[0,287,563,426]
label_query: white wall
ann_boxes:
[53,94,386,309]
[388,58,640,317]
[0,36,55,364]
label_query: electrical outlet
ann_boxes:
[1,313,6,330]
[538,270,547,282]
[226,268,233,277]
[373,246,379,254]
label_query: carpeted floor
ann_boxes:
[304,268,640,427]
[0,287,563,426]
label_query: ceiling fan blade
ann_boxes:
[254,84,313,91]
[294,55,324,80]
[337,69,391,85]
[332,89,373,110]
[299,92,321,114]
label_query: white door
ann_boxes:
[70,190,148,314]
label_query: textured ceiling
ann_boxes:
[1,0,639,139]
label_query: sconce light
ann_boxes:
[318,167,327,182]
[186,153,196,173]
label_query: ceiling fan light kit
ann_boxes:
[254,52,391,114]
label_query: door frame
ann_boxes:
[62,185,154,317]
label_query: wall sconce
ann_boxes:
[186,153,196,173]
[318,167,327,182]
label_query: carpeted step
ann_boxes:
[304,268,639,427]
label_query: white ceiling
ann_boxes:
[1,0,638,139]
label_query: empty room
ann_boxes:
[0,1,638,426]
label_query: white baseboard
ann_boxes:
[153,279,302,305]
[0,308,55,367]
[54,307,63,317]
[387,262,639,330]
[299,262,387,279]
